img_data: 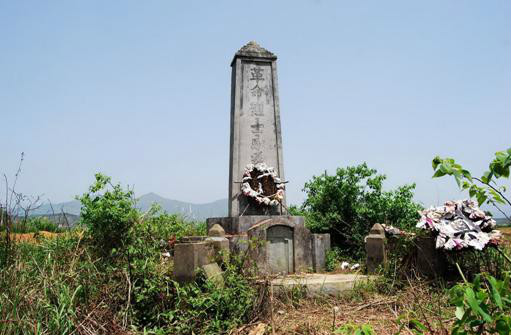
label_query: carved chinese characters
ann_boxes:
[243,63,274,166]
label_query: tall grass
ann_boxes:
[0,212,254,335]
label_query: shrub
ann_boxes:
[325,247,343,272]
[77,173,139,254]
[300,163,422,258]
[143,204,206,242]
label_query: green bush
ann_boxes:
[300,163,422,258]
[325,247,343,272]
[143,204,206,241]
[78,173,139,254]
[127,206,253,334]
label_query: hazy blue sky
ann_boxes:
[1,1,510,211]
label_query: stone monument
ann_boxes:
[205,41,330,275]
[228,41,285,216]
[173,42,331,280]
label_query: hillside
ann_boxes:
[31,193,227,221]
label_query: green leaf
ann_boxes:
[476,193,488,206]
[489,189,505,204]
[482,171,491,184]
[488,276,503,309]
[461,169,472,180]
[432,156,442,170]
[496,318,510,335]
[454,175,461,187]
[466,288,492,323]
[432,169,446,178]
[455,306,465,320]
[440,163,453,175]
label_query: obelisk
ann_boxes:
[228,41,286,217]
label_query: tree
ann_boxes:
[300,163,422,258]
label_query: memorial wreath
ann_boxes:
[241,163,285,206]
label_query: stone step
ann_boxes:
[270,273,377,297]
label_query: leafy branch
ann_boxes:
[432,147,511,219]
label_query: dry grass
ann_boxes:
[1,230,83,244]
[9,231,60,243]
[499,226,511,246]
[237,281,452,335]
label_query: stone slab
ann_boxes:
[201,263,224,288]
[271,273,377,297]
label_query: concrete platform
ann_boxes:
[271,273,377,296]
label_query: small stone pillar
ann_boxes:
[173,240,214,282]
[312,234,331,272]
[365,223,386,274]
[206,224,230,263]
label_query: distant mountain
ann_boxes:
[136,193,227,220]
[495,218,511,226]
[31,193,228,221]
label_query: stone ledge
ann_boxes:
[271,273,378,297]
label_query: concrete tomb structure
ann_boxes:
[174,42,330,282]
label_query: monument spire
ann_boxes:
[228,42,285,216]
[231,41,277,65]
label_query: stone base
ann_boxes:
[207,215,304,235]
[207,216,331,275]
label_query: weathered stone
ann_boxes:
[173,242,215,283]
[205,236,230,263]
[369,223,385,235]
[271,273,377,297]
[228,41,286,216]
[208,215,302,235]
[312,234,331,272]
[416,235,447,278]
[227,234,249,253]
[246,216,312,274]
[181,236,206,243]
[201,263,224,288]
[208,223,226,237]
[365,223,386,274]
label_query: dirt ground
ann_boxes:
[236,282,453,335]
